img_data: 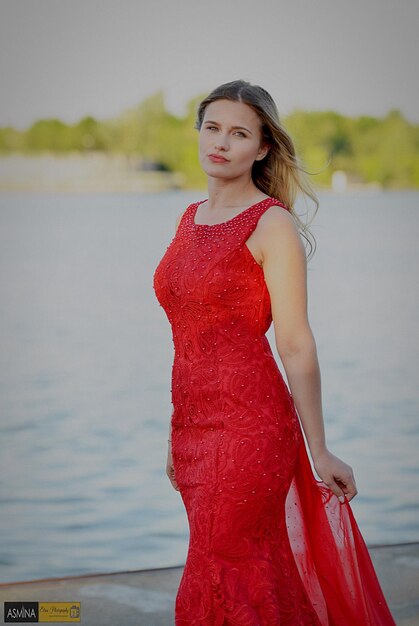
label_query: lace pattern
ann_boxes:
[153,198,396,625]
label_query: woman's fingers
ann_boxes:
[314,451,358,504]
[331,474,358,503]
[340,476,358,502]
[166,446,180,491]
[166,462,180,491]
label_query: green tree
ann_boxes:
[26,119,74,151]
[1,94,418,189]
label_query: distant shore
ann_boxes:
[0,152,185,193]
[0,152,388,194]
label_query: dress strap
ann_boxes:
[237,197,289,246]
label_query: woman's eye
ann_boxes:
[206,126,218,131]
[234,131,246,138]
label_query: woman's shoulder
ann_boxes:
[260,198,298,231]
[255,199,305,255]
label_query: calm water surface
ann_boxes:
[0,190,418,583]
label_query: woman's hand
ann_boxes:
[166,444,180,491]
[313,448,358,503]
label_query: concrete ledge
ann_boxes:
[1,543,418,625]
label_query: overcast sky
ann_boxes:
[1,0,418,130]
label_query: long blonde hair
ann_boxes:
[195,80,319,260]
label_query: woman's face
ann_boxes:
[198,99,269,181]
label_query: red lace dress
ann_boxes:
[153,197,396,626]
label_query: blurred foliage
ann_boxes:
[285,109,419,188]
[0,92,418,189]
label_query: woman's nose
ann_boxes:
[214,134,229,150]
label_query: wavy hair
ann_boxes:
[195,80,319,260]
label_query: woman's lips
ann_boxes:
[208,154,229,163]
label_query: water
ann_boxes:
[0,189,418,584]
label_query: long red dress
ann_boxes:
[153,197,396,625]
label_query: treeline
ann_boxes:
[1,91,418,189]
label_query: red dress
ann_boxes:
[153,197,396,626]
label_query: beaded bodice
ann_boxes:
[153,197,288,428]
[152,197,397,626]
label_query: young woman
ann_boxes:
[153,80,396,625]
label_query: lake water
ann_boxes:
[0,189,418,584]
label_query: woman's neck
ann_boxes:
[206,177,265,211]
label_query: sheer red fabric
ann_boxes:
[153,198,396,625]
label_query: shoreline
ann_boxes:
[0,152,185,193]
[1,153,408,194]
[0,542,418,625]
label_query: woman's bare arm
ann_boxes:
[257,207,357,502]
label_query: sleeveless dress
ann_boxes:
[153,197,396,626]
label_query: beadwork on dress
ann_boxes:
[153,198,396,625]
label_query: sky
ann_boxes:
[0,0,418,130]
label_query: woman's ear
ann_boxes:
[256,144,270,161]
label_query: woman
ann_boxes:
[153,80,395,625]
